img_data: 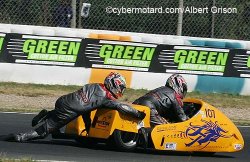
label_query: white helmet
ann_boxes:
[166,74,188,99]
[104,72,127,99]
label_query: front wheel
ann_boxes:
[112,130,139,151]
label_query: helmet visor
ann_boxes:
[119,84,126,95]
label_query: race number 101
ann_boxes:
[205,109,215,118]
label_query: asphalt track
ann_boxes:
[0,112,249,162]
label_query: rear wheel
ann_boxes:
[112,130,139,151]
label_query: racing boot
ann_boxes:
[32,109,48,127]
[14,130,40,142]
[14,124,48,142]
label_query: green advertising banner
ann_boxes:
[2,33,83,66]
[81,39,157,71]
[82,38,250,78]
[157,46,230,75]
[0,33,6,57]
[1,35,250,78]
[153,45,250,78]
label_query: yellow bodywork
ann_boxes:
[151,98,244,152]
[65,104,150,139]
[65,98,244,153]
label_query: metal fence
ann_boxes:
[0,0,249,40]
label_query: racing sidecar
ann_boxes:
[57,98,244,154]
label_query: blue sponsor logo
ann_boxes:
[185,120,231,149]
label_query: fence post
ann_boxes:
[78,0,83,28]
[71,0,76,28]
[211,0,216,38]
[177,0,184,36]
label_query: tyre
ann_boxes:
[112,130,139,151]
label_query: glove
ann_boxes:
[137,111,146,120]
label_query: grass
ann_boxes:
[0,82,250,124]
[232,119,250,126]
[0,153,34,162]
[185,91,250,109]
[0,159,34,162]
[0,82,80,97]
[0,82,250,109]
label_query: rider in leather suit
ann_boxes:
[14,72,146,142]
[133,74,189,127]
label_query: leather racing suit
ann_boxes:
[45,83,144,135]
[133,86,188,126]
[14,83,145,142]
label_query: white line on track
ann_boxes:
[0,111,36,115]
[1,111,249,127]
[36,160,73,162]
[238,126,250,128]
[13,160,72,162]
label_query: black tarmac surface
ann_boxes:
[0,112,249,162]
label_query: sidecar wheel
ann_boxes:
[112,130,138,151]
